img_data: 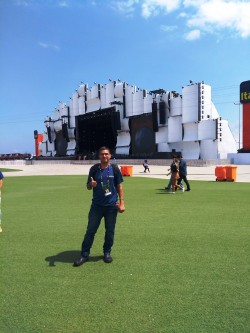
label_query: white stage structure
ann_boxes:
[39,80,237,159]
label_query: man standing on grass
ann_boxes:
[0,170,4,233]
[177,155,191,191]
[74,147,125,266]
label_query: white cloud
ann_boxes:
[110,0,250,39]
[186,0,250,38]
[58,1,69,7]
[142,0,181,18]
[184,29,201,40]
[160,24,178,32]
[38,42,60,51]
[111,0,140,17]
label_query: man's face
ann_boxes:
[99,150,111,164]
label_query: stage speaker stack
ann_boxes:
[152,102,158,132]
[62,123,70,142]
[159,101,166,125]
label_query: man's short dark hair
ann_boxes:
[98,146,111,153]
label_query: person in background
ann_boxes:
[165,158,183,191]
[143,160,150,173]
[0,170,4,233]
[74,146,125,266]
[167,159,184,194]
[177,155,191,191]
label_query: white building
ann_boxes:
[39,80,237,159]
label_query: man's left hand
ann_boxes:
[116,202,125,213]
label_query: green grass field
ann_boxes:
[0,176,249,333]
[0,168,22,172]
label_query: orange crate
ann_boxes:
[215,166,226,181]
[225,166,237,182]
[120,166,133,176]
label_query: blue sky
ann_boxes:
[0,0,249,154]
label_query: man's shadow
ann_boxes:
[45,251,103,267]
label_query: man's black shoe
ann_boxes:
[73,256,88,267]
[103,253,113,263]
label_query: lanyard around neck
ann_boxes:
[99,164,110,184]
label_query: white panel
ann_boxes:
[116,147,130,155]
[43,132,48,141]
[72,92,79,116]
[86,98,101,113]
[120,118,129,131]
[156,126,168,144]
[168,116,182,142]
[183,123,198,141]
[200,140,218,159]
[157,142,171,152]
[79,96,85,115]
[68,128,75,139]
[170,96,182,116]
[182,141,200,159]
[54,120,62,132]
[132,90,144,116]
[117,131,130,147]
[70,115,76,128]
[86,89,91,101]
[201,84,212,119]
[218,120,237,158]
[59,105,68,117]
[198,119,216,140]
[67,139,76,153]
[106,82,115,107]
[125,85,135,117]
[114,83,124,98]
[161,92,170,104]
[47,141,55,156]
[68,99,73,116]
[100,86,106,109]
[91,85,99,99]
[144,95,153,114]
[182,85,199,123]
[78,84,87,97]
[39,142,46,156]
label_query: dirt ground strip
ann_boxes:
[1,164,250,183]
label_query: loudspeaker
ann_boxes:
[62,123,70,142]
[47,126,52,143]
[159,101,166,124]
[152,102,158,132]
[34,130,38,140]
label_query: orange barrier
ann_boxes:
[215,166,226,181]
[225,166,237,182]
[120,166,133,176]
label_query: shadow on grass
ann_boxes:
[45,251,103,267]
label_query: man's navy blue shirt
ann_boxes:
[179,159,187,176]
[87,164,123,206]
[0,171,4,180]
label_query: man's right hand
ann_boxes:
[88,177,97,189]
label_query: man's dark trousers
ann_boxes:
[178,174,190,190]
[81,204,118,257]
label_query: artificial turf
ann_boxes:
[0,176,249,333]
[0,168,22,172]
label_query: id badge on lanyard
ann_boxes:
[100,165,112,197]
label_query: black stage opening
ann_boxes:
[130,114,156,155]
[55,130,67,156]
[76,107,121,155]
